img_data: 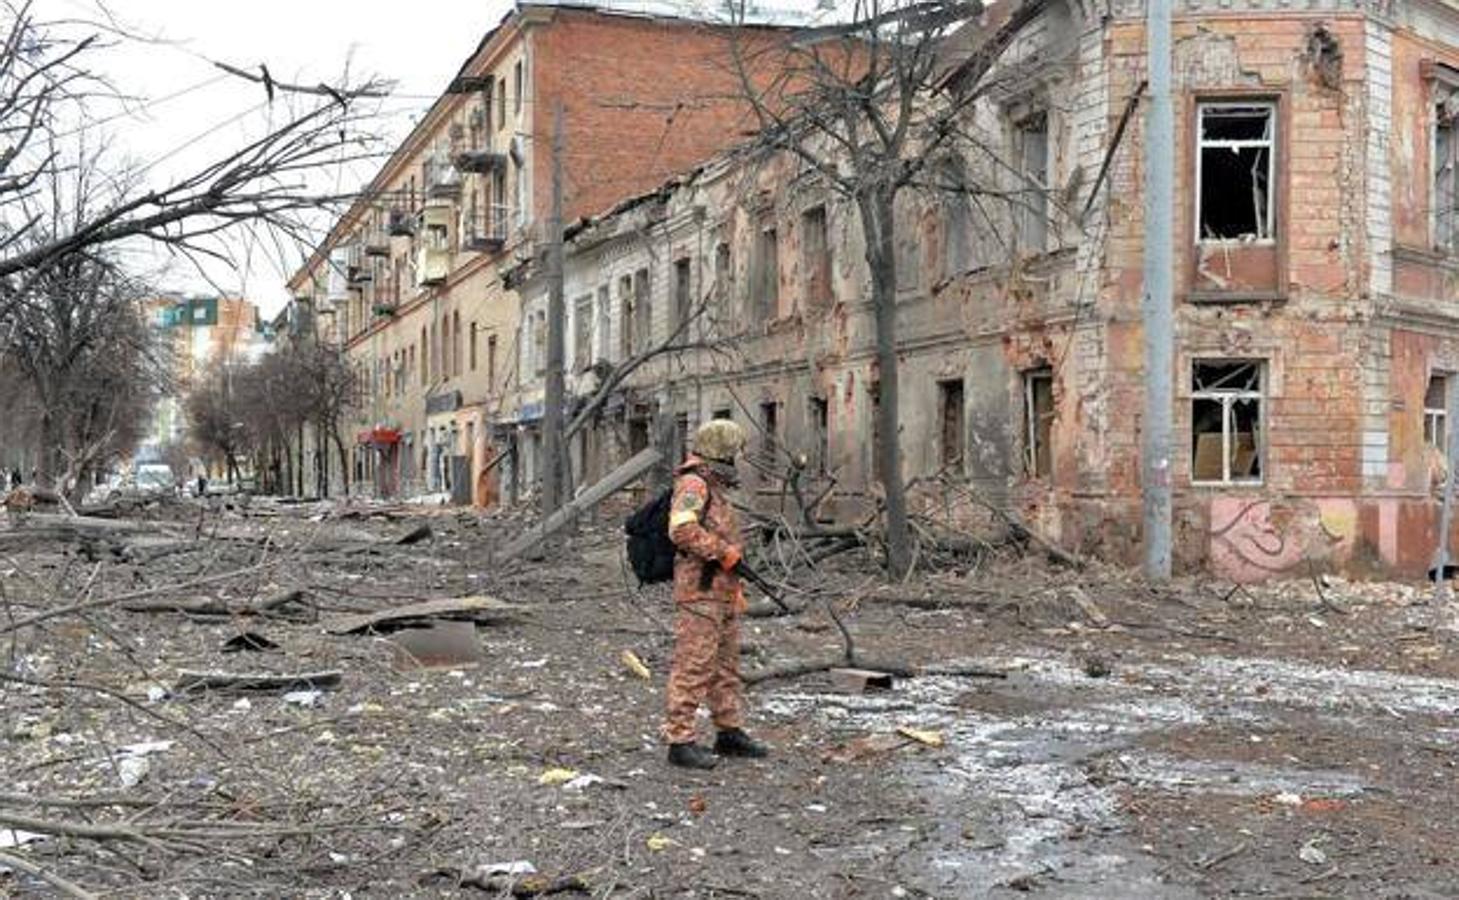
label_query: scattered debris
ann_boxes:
[388,620,485,671]
[173,669,342,694]
[621,650,652,680]
[326,595,524,635]
[221,631,282,653]
[895,726,945,748]
[538,768,580,787]
[829,668,894,693]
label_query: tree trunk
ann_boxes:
[859,187,912,578]
[332,429,351,498]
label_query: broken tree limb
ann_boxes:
[122,588,309,618]
[498,447,662,562]
[0,850,99,900]
[173,669,342,693]
[745,657,1006,686]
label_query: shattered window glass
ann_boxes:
[1192,361,1263,484]
[1426,374,1448,452]
[1437,101,1458,250]
[1198,104,1275,242]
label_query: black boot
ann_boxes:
[667,742,719,770]
[714,728,768,758]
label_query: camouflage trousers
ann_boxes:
[662,599,743,744]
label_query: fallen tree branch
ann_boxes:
[745,657,1005,686]
[173,669,342,694]
[0,850,99,900]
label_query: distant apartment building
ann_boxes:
[144,294,271,459]
[502,0,1459,581]
[287,1,793,501]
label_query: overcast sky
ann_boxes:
[45,0,513,316]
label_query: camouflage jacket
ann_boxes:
[668,455,743,606]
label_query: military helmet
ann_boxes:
[694,419,747,462]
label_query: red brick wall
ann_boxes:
[532,11,780,224]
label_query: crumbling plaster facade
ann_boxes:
[510,0,1459,580]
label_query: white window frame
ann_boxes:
[1191,360,1265,486]
[1023,368,1053,477]
[1194,102,1277,244]
[1425,373,1449,452]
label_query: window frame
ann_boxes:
[1426,372,1449,453]
[1194,101,1277,245]
[1023,367,1054,478]
[1190,359,1265,486]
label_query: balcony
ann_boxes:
[363,226,390,257]
[462,204,509,252]
[347,264,373,286]
[425,156,461,200]
[387,208,415,237]
[453,139,506,175]
[416,246,450,286]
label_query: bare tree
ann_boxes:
[185,361,247,483]
[725,0,1049,577]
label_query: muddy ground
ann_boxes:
[3,497,1459,899]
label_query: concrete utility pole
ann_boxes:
[542,103,566,516]
[1142,0,1174,578]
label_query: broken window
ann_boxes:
[1191,361,1264,484]
[752,224,779,319]
[941,160,975,278]
[1024,367,1054,478]
[714,241,733,323]
[674,413,690,463]
[809,396,829,476]
[628,404,651,454]
[759,400,779,456]
[1197,103,1275,242]
[801,205,832,312]
[633,267,651,348]
[939,379,965,472]
[596,285,611,359]
[573,294,593,371]
[1426,374,1449,452]
[619,274,634,358]
[470,322,478,371]
[1437,101,1459,250]
[487,334,497,387]
[673,257,692,333]
[1016,114,1049,253]
[712,407,733,421]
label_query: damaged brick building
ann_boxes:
[292,0,1459,579]
[503,0,1459,580]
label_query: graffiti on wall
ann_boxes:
[1209,497,1358,583]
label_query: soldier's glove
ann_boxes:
[720,545,743,571]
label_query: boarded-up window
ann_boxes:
[1426,374,1449,451]
[1191,361,1263,484]
[938,379,965,471]
[1017,114,1049,253]
[673,257,692,333]
[1197,104,1274,242]
[801,205,831,312]
[1024,368,1054,478]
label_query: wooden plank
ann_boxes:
[324,595,525,635]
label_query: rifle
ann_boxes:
[735,560,792,613]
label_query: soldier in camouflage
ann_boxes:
[663,419,769,769]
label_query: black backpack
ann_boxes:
[624,487,676,585]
